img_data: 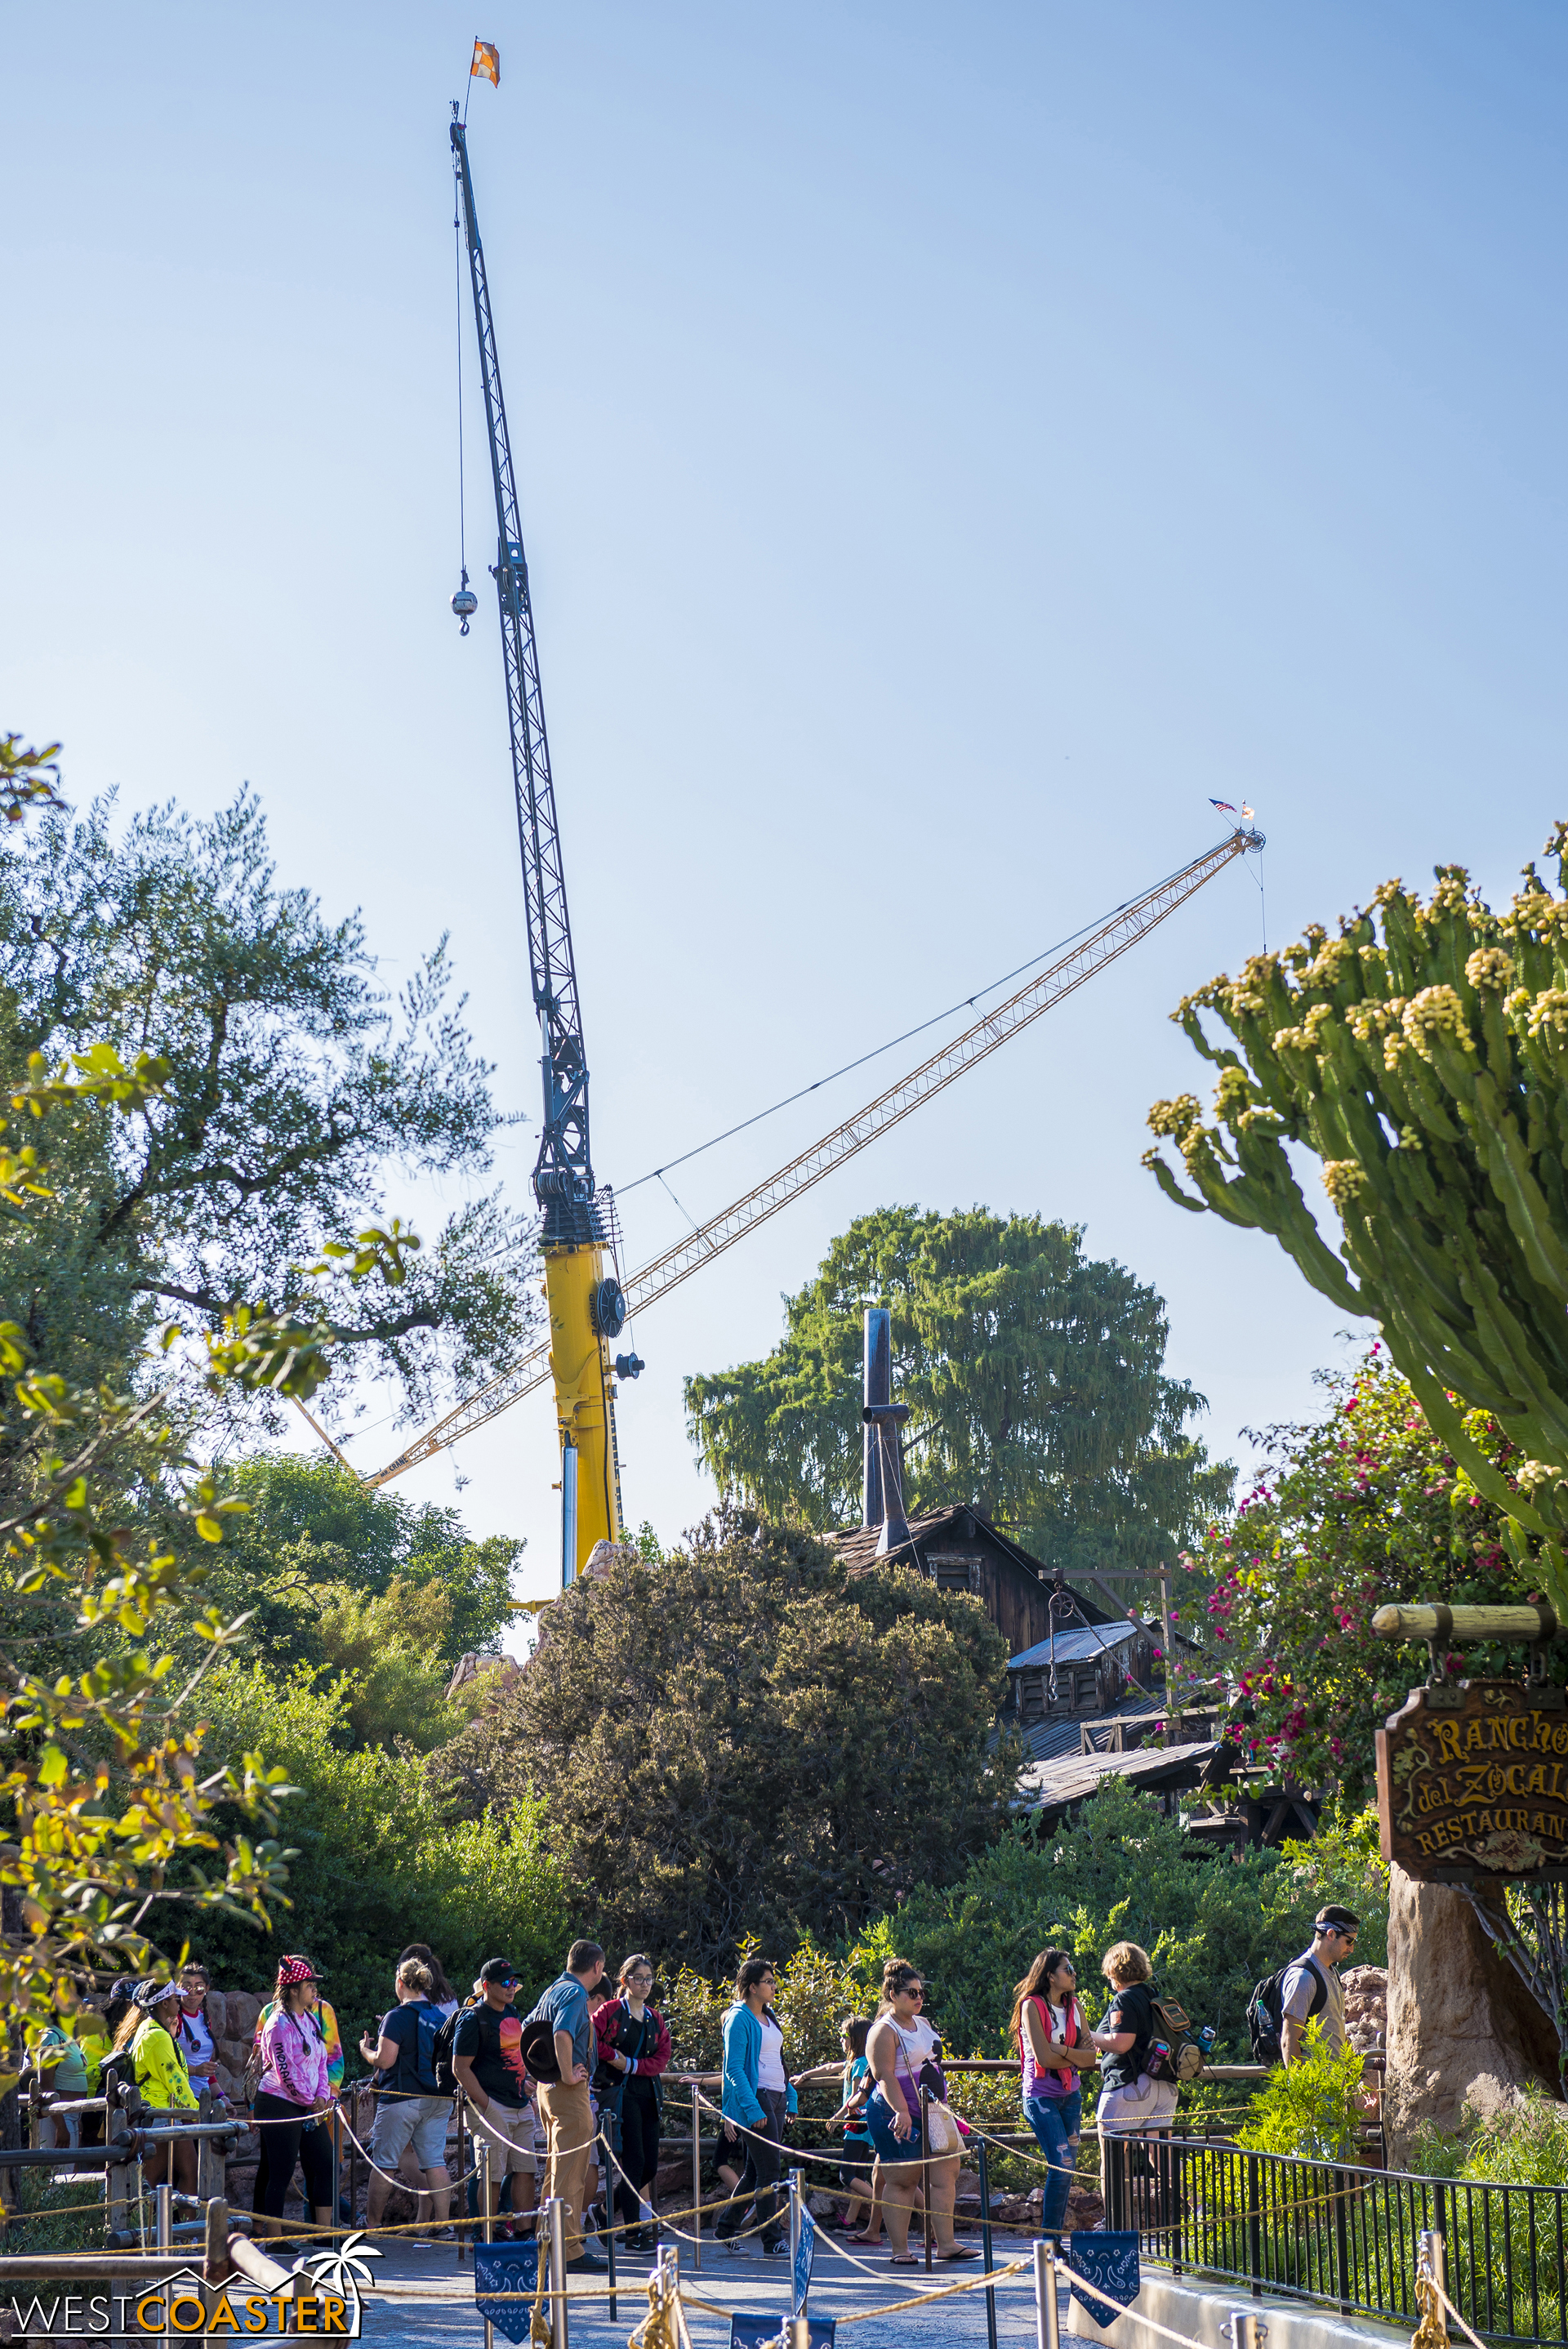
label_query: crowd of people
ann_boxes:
[30,1901,1361,2262]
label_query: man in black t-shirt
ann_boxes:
[452,1959,533,2223]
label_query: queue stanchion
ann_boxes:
[787,2166,801,2308]
[920,2083,933,2271]
[330,2097,341,2249]
[346,2093,360,2245]
[1036,2238,1061,2349]
[156,2183,173,2349]
[478,2138,493,2349]
[547,2191,569,2349]
[600,2127,617,2324]
[454,2088,467,2267]
[978,2127,998,2349]
[691,2085,702,2274]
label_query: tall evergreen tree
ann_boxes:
[684,1206,1232,1581]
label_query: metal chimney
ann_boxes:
[862,1308,890,1527]
[864,1402,912,1556]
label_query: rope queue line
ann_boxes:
[2,2119,1474,2349]
[7,2066,1461,2349]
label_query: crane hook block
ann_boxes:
[614,1352,645,1380]
[451,585,479,635]
[590,1276,627,1339]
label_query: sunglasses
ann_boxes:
[903,1987,925,2001]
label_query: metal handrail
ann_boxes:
[1107,2128,1568,2347]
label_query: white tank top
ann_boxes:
[756,2017,786,2093]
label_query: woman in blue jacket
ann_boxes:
[715,1958,795,2255]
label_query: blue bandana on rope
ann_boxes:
[1067,2231,1142,2329]
[474,2240,539,2344]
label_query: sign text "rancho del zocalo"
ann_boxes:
[1377,1680,1568,1881]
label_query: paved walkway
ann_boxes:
[354,2228,1100,2347]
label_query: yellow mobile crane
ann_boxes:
[448,108,635,1581]
[412,74,1266,1558]
[368,821,1263,1493]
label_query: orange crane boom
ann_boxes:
[366,826,1259,1487]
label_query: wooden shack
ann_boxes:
[827,1504,1112,1658]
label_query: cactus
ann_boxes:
[1144,825,1568,1610]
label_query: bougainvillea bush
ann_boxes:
[1179,1345,1547,1792]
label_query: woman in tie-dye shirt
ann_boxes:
[252,1957,337,2243]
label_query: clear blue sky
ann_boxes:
[7,2,1568,1607]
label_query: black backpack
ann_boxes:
[432,2000,478,2095]
[410,2004,446,2094]
[1247,1955,1326,2066]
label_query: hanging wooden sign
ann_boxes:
[1376,1679,1568,1882]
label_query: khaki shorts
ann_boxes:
[370,2092,452,2173]
[468,2095,534,2175]
[1097,2075,1179,2136]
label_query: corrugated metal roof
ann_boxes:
[1008,1620,1145,1670]
[1019,1687,1161,1765]
[1014,1738,1227,1814]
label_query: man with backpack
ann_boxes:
[1279,1907,1359,2066]
[359,1956,452,2240]
[522,1940,608,2275]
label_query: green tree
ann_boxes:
[1183,1347,1536,1791]
[0,736,532,2087]
[0,787,536,1430]
[204,1452,520,1678]
[684,1208,1232,1587]
[1144,828,1568,1611]
[432,1509,1016,1968]
[0,1035,351,2078]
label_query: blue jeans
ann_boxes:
[1023,2089,1081,2233]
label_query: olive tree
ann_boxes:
[0,782,537,1432]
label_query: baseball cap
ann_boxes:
[135,1979,181,2009]
[478,1959,518,1986]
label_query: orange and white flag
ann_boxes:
[470,39,499,87]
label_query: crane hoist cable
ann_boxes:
[364,822,1263,1490]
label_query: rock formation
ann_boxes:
[1384,1865,1562,2160]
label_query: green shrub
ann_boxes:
[857,1776,1334,2063]
[1463,2086,1568,2186]
[1236,2026,1367,2160]
[145,1663,569,2027]
[660,1937,873,2079]
[1279,1800,1390,1967]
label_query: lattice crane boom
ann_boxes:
[452,108,592,1213]
[450,108,626,1579]
[366,826,1260,1487]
